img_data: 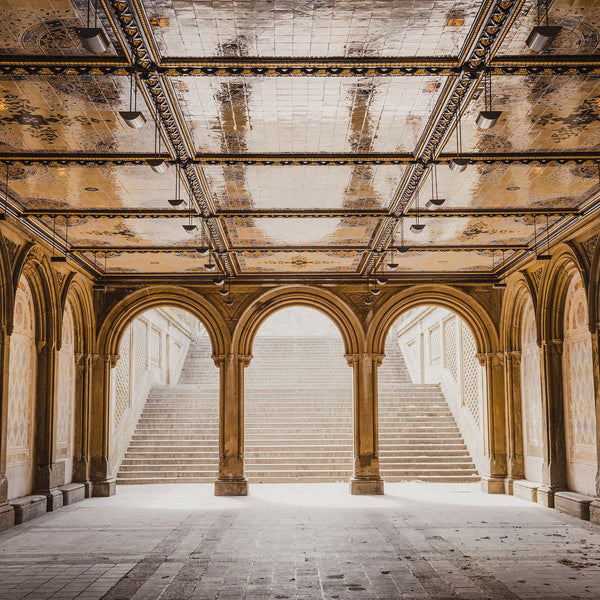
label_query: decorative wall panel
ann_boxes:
[562,274,597,494]
[6,277,37,499]
[520,297,543,459]
[443,318,458,382]
[462,322,480,428]
[114,327,131,430]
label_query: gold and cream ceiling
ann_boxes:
[0,0,599,279]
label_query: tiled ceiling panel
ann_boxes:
[381,249,493,272]
[0,75,155,153]
[37,215,201,248]
[498,0,600,56]
[394,215,563,247]
[445,74,600,154]
[224,216,378,247]
[236,250,363,273]
[416,163,599,210]
[81,250,207,274]
[0,0,120,56]
[8,164,178,210]
[150,0,480,58]
[174,76,446,153]
[202,164,405,211]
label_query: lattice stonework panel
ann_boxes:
[563,275,597,466]
[114,328,131,429]
[7,278,36,470]
[429,325,441,362]
[56,303,75,460]
[444,318,458,383]
[520,297,543,458]
[462,322,481,428]
[133,319,148,384]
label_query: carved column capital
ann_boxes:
[541,338,563,355]
[476,351,504,367]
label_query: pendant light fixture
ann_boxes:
[77,0,109,54]
[369,282,381,296]
[449,92,469,172]
[526,0,562,53]
[168,163,184,207]
[147,117,169,173]
[398,217,410,253]
[0,163,9,221]
[204,252,217,271]
[213,276,225,286]
[119,63,146,129]
[493,250,507,289]
[387,247,399,270]
[425,163,446,209]
[50,216,68,263]
[410,191,425,233]
[182,189,197,233]
[476,54,502,129]
[532,214,551,261]
[197,225,210,256]
[218,279,229,294]
[536,214,552,261]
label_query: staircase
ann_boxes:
[117,337,219,484]
[378,340,479,483]
[117,333,478,485]
[244,336,353,482]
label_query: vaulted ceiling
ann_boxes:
[1,0,599,281]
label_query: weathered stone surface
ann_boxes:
[537,485,556,508]
[214,479,248,496]
[45,488,63,511]
[0,503,15,532]
[9,494,47,524]
[513,479,539,503]
[590,499,600,525]
[555,491,594,520]
[350,477,384,495]
[60,482,86,506]
[481,476,506,494]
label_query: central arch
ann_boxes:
[233,286,364,357]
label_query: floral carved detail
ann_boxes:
[532,267,543,288]
[582,233,600,262]
[3,238,19,266]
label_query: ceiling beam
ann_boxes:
[2,55,599,76]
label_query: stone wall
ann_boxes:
[110,308,199,472]
[394,306,485,472]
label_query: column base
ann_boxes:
[0,503,15,532]
[537,485,556,508]
[214,478,248,496]
[45,488,64,511]
[350,477,384,495]
[92,479,116,497]
[480,476,506,494]
[590,500,600,525]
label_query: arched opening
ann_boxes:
[110,306,219,485]
[379,305,484,482]
[244,306,353,482]
[6,276,37,500]
[562,272,597,496]
[56,301,76,484]
[519,295,544,484]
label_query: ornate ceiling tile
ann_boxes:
[235,249,362,274]
[80,249,208,274]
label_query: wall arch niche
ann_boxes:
[562,272,597,496]
[6,277,37,500]
[55,301,76,484]
[519,296,544,483]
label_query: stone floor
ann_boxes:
[0,484,600,600]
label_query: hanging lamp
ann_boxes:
[168,163,184,207]
[147,117,169,173]
[493,250,507,289]
[398,217,410,253]
[526,0,562,53]
[119,63,146,128]
[182,187,197,232]
[536,214,552,261]
[387,247,399,270]
[449,93,469,172]
[476,54,502,129]
[425,163,446,209]
[197,224,210,256]
[50,216,68,263]
[204,252,217,271]
[77,0,109,54]
[410,191,425,232]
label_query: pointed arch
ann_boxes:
[500,272,538,351]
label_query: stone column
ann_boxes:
[88,353,118,497]
[0,327,15,531]
[477,352,508,494]
[34,340,63,510]
[589,325,600,524]
[503,351,524,493]
[537,339,566,507]
[214,353,249,496]
[347,353,384,495]
[72,352,92,496]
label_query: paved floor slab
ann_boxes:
[0,483,599,599]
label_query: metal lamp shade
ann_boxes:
[213,277,225,286]
[426,197,446,209]
[205,262,217,271]
[449,157,469,172]
[50,255,68,263]
[168,198,184,207]
[147,159,169,174]
[397,246,410,253]
[493,281,507,289]
[370,287,381,296]
[410,223,425,233]
[197,246,210,256]
[78,27,109,54]
[119,110,146,129]
[526,26,562,52]
[182,223,197,232]
[536,253,552,261]
[476,110,502,129]
[387,261,399,270]
[376,277,388,286]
